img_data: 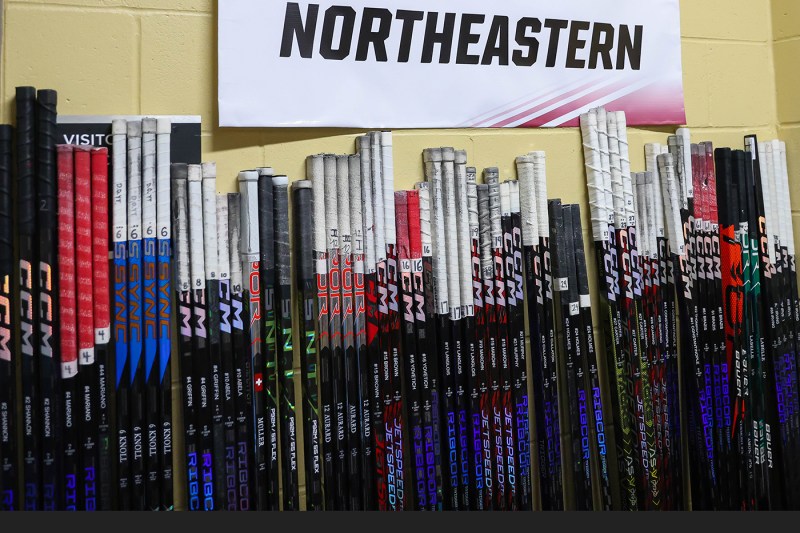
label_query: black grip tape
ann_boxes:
[0,125,12,277]
[293,185,313,283]
[36,89,58,231]
[16,86,36,235]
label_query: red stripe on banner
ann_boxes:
[516,79,633,128]
[489,80,609,128]
[573,81,687,127]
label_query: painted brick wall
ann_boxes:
[0,0,791,510]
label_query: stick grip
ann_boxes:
[37,89,58,231]
[92,148,111,340]
[16,87,36,235]
[171,164,190,292]
[0,125,12,278]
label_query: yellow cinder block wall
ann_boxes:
[1,0,796,510]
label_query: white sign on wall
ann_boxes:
[219,0,684,128]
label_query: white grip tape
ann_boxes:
[156,118,171,239]
[779,141,795,255]
[516,155,538,246]
[112,119,127,244]
[595,107,614,226]
[370,133,385,261]
[677,128,693,205]
[416,181,433,259]
[429,148,448,313]
[174,174,190,291]
[127,120,143,242]
[142,118,157,240]
[607,111,625,229]
[477,183,493,277]
[228,193,243,293]
[325,155,340,251]
[308,155,328,265]
[500,180,511,217]
[659,153,685,255]
[337,155,352,254]
[350,155,364,256]
[634,173,649,258]
[765,142,778,248]
[202,162,218,280]
[651,151,666,239]
[442,147,461,313]
[466,171,479,251]
[580,112,607,242]
[769,141,783,247]
[616,111,634,226]
[756,142,775,264]
[238,170,260,263]
[487,170,502,250]
[188,164,206,288]
[359,138,375,272]
[217,194,230,280]
[381,131,395,246]
[456,154,473,314]
[645,172,659,258]
[531,151,549,237]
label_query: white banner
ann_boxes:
[219,0,684,128]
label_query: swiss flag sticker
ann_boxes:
[254,373,263,392]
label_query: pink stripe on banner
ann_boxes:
[489,80,613,128]
[599,82,686,126]
[516,78,634,128]
[534,81,686,128]
[467,79,596,128]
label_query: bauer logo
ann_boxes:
[220,1,685,127]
